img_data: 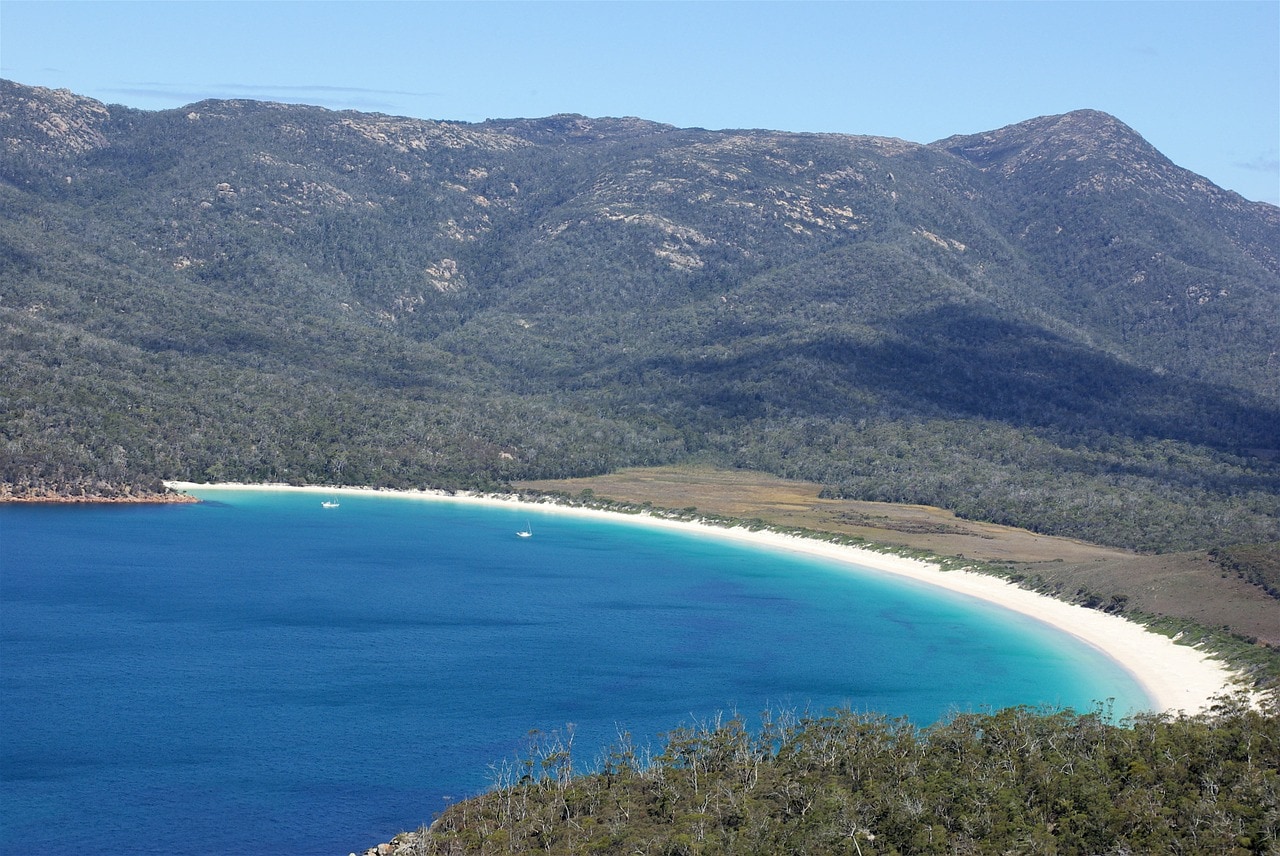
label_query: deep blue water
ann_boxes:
[1,489,1147,855]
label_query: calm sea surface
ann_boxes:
[1,489,1148,855]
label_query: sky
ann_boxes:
[1,1,1277,204]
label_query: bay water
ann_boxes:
[1,489,1148,854]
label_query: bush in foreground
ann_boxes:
[368,693,1278,855]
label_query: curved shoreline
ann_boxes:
[166,481,1240,714]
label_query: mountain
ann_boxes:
[2,80,1277,550]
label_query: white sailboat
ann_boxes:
[321,498,340,508]
[516,522,532,538]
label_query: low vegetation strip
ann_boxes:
[1212,543,1280,601]
[519,465,1135,563]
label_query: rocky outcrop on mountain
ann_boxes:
[0,79,113,158]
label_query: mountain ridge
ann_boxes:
[1,79,1277,552]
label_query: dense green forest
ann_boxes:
[2,80,1278,552]
[370,695,1278,855]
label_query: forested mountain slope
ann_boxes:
[2,80,1277,550]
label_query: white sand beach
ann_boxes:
[166,482,1242,714]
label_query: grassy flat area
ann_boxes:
[519,465,1280,646]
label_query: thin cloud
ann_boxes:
[1233,153,1280,173]
[102,81,440,112]
[0,64,66,75]
[217,83,439,99]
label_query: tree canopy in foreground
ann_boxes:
[369,695,1277,855]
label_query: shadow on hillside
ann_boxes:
[636,303,1280,455]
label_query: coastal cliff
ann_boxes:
[0,481,199,503]
[354,837,422,856]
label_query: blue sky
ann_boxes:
[2,1,1277,204]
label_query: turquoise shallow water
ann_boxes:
[0,489,1148,855]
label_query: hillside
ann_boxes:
[2,79,1278,552]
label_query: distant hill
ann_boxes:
[2,79,1277,550]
